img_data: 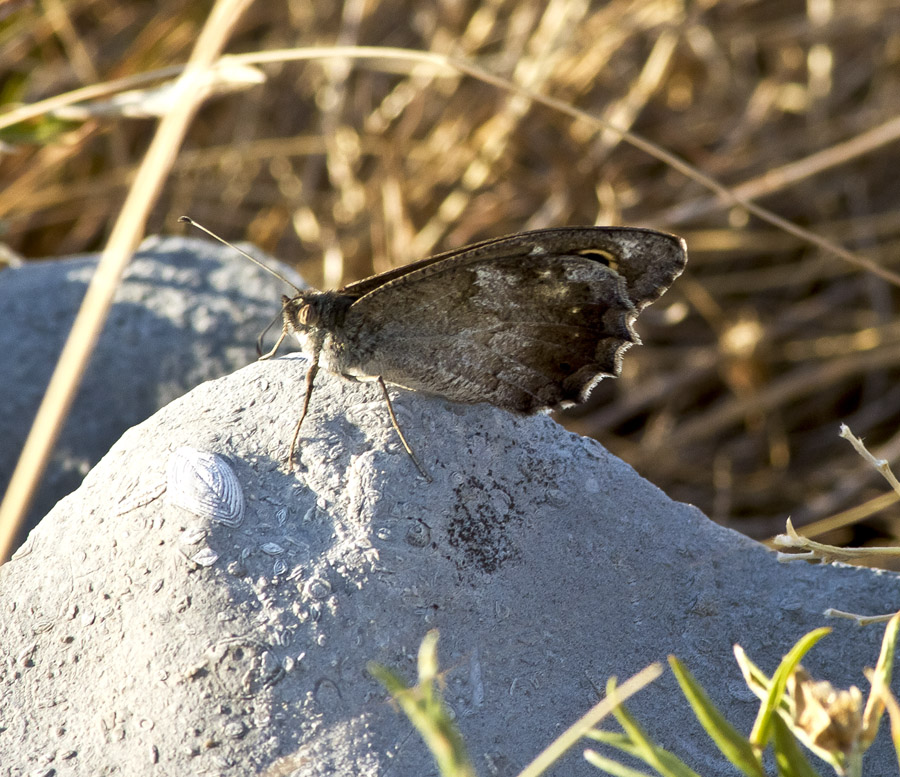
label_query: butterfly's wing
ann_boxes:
[334,228,686,413]
[340,227,684,309]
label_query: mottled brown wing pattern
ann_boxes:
[335,239,672,412]
[339,226,686,310]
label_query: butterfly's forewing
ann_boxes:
[335,228,686,413]
[339,227,685,307]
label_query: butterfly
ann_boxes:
[181,220,687,480]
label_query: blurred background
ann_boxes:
[2,0,900,559]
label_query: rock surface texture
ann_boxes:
[0,236,300,545]
[2,358,898,775]
[1,242,898,775]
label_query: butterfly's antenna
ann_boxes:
[179,216,302,294]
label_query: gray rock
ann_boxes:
[1,353,897,775]
[0,236,299,545]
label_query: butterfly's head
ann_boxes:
[280,290,353,355]
[281,293,320,332]
[275,292,322,358]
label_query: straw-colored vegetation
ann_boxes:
[3,0,900,554]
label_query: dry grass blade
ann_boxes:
[0,0,255,561]
[662,114,900,226]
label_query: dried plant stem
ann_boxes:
[0,0,255,563]
[774,425,900,577]
[661,113,900,226]
[839,424,900,497]
[776,518,900,563]
[4,44,898,287]
[825,610,897,626]
[795,491,900,540]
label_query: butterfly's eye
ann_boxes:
[284,296,319,329]
[577,248,619,273]
[297,303,318,326]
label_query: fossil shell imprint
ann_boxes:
[166,447,244,528]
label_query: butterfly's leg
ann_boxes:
[378,377,432,482]
[287,355,319,470]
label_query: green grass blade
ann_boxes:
[749,628,831,748]
[596,682,702,777]
[771,714,822,777]
[587,730,703,777]
[588,728,701,777]
[368,631,476,777]
[733,645,772,703]
[668,656,765,777]
[586,730,637,746]
[583,749,657,777]
[870,680,900,771]
[517,663,663,777]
